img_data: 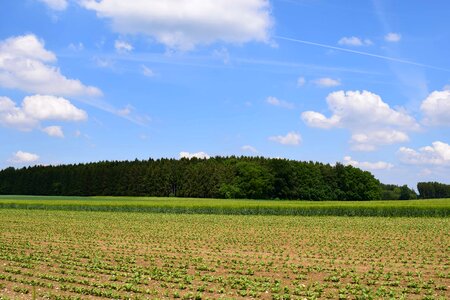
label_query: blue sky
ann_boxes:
[1,0,450,189]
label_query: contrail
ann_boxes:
[275,35,450,72]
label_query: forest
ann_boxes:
[417,181,450,199]
[0,156,439,200]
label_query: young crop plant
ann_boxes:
[0,209,448,299]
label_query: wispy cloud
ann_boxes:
[385,32,401,42]
[37,0,67,11]
[79,51,380,75]
[141,65,156,77]
[241,145,258,153]
[275,35,450,72]
[266,96,294,109]
[297,77,306,86]
[312,77,341,88]
[372,1,430,103]
[338,36,373,47]
[115,40,133,53]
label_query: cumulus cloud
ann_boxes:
[0,95,87,131]
[385,32,401,42]
[179,151,210,159]
[22,95,87,121]
[269,131,301,145]
[241,145,258,153]
[1,34,56,62]
[114,40,133,53]
[398,141,450,166]
[0,96,37,129]
[350,130,409,151]
[343,156,393,170]
[266,96,294,109]
[338,36,372,47]
[37,0,68,11]
[420,90,450,126]
[301,111,340,129]
[79,0,273,50]
[312,77,341,88]
[42,125,64,138]
[0,34,102,97]
[9,151,39,164]
[301,90,418,150]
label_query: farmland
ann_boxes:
[0,196,449,217]
[0,202,449,299]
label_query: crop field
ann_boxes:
[0,196,449,217]
[0,208,449,299]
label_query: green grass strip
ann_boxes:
[0,196,448,217]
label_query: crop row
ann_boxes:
[0,209,448,299]
[0,197,449,217]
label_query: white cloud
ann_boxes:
[117,104,133,116]
[241,145,258,153]
[269,131,301,146]
[0,96,37,129]
[22,95,87,121]
[0,95,87,131]
[338,36,363,46]
[302,91,418,130]
[141,65,155,77]
[9,151,39,164]
[338,36,372,47]
[297,77,306,87]
[301,111,340,129]
[179,151,210,159]
[364,39,374,46]
[37,0,68,11]
[444,84,450,91]
[266,96,294,109]
[42,125,64,138]
[343,156,393,170]
[0,34,102,97]
[301,90,418,150]
[350,130,409,151]
[385,32,401,42]
[312,77,341,88]
[0,34,55,62]
[398,141,450,166]
[114,40,133,53]
[79,0,273,50]
[420,90,450,126]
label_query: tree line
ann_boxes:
[0,156,446,200]
[0,156,382,200]
[417,182,450,199]
[380,184,417,200]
